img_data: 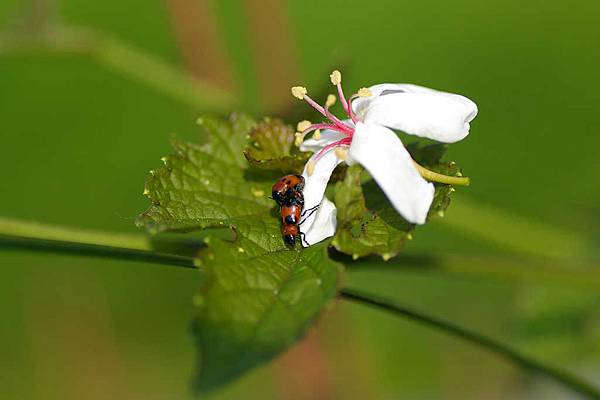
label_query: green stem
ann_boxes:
[0,217,198,268]
[0,235,197,269]
[414,161,470,186]
[340,288,600,400]
[2,216,600,284]
[0,26,237,112]
[0,217,150,250]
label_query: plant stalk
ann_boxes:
[340,287,600,400]
[414,161,470,186]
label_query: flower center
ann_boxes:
[291,70,372,161]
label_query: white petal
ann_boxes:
[348,122,434,224]
[299,128,346,153]
[299,196,337,247]
[352,83,478,143]
[300,149,344,235]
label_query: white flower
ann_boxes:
[292,72,478,247]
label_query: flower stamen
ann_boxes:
[291,84,352,133]
[325,94,336,108]
[302,123,347,137]
[306,160,316,176]
[314,137,352,161]
[335,147,348,160]
[346,88,372,124]
[292,71,365,160]
[291,86,307,99]
[330,70,350,116]
[297,120,312,132]
[357,87,372,97]
[329,70,341,86]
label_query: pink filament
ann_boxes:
[336,83,350,116]
[346,95,359,124]
[303,94,351,132]
[314,137,352,160]
[324,106,353,134]
[303,123,349,136]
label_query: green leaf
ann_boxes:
[137,114,340,392]
[192,237,339,392]
[332,143,461,260]
[243,117,309,173]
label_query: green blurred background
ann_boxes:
[1,0,599,399]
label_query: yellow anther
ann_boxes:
[313,129,321,140]
[325,94,337,108]
[291,86,307,99]
[297,120,312,132]
[335,147,347,160]
[330,70,342,85]
[294,132,304,147]
[306,160,316,176]
[357,87,372,97]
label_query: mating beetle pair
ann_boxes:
[271,175,318,246]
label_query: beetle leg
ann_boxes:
[299,205,320,226]
[300,204,320,217]
[299,231,310,246]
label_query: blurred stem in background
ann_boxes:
[241,0,302,112]
[0,218,198,269]
[0,3,237,113]
[0,24,236,112]
[0,217,599,399]
[1,217,597,285]
[164,0,234,91]
[341,288,600,400]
